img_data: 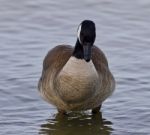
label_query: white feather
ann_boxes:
[60,56,99,82]
[77,24,82,43]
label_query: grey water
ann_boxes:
[0,0,150,135]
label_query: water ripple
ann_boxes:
[0,0,150,134]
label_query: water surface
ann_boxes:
[0,0,150,134]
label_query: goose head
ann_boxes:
[73,20,96,62]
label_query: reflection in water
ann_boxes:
[39,112,113,135]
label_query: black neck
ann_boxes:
[72,39,84,59]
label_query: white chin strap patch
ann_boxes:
[77,24,82,44]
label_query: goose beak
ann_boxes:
[83,43,92,62]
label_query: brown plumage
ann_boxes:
[38,20,115,113]
[38,45,115,112]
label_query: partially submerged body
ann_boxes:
[38,20,115,113]
[38,45,115,112]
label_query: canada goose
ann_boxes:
[38,20,115,114]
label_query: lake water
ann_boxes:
[0,0,150,135]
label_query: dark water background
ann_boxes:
[0,0,150,134]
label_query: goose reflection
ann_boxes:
[39,112,113,135]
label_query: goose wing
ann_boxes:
[92,45,108,73]
[43,45,73,72]
[38,45,73,90]
[92,45,115,94]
